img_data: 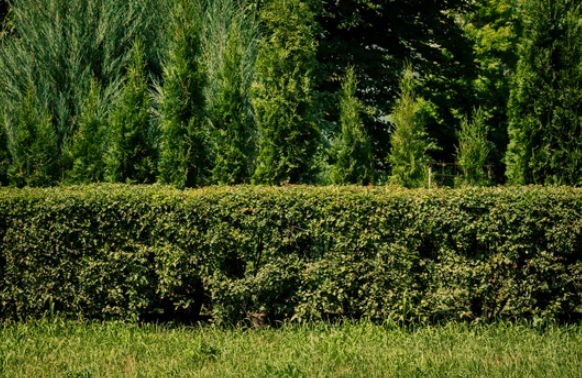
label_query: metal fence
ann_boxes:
[428,162,494,188]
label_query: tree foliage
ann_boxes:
[8,85,59,187]
[331,67,374,185]
[0,0,167,161]
[105,41,156,184]
[388,67,437,189]
[506,0,582,185]
[252,0,320,185]
[211,25,254,185]
[66,79,106,184]
[462,0,522,181]
[456,108,490,187]
[157,0,209,189]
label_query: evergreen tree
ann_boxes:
[388,66,437,189]
[66,78,105,184]
[331,67,374,185]
[455,108,490,187]
[8,85,58,187]
[505,0,582,185]
[0,110,9,186]
[0,0,168,166]
[158,0,209,189]
[252,0,320,185]
[462,0,523,181]
[211,25,254,185]
[105,41,156,184]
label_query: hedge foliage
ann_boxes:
[1,185,581,323]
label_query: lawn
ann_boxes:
[0,319,580,377]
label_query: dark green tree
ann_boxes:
[252,0,320,185]
[462,0,522,181]
[505,0,582,185]
[455,108,490,187]
[8,85,59,187]
[211,25,254,185]
[66,78,105,184]
[158,0,209,189]
[314,0,476,169]
[105,41,156,184]
[331,67,374,185]
[388,67,437,189]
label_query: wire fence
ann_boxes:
[428,162,494,188]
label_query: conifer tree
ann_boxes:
[506,0,582,185]
[158,0,209,189]
[105,41,156,184]
[0,110,9,186]
[251,0,320,185]
[66,79,105,184]
[331,67,375,185]
[8,85,58,187]
[211,25,253,185]
[388,66,437,188]
[456,108,490,187]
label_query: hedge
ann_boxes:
[1,185,581,323]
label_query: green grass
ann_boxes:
[1,319,581,377]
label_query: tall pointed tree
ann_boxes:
[105,40,156,184]
[158,0,209,189]
[66,78,106,184]
[505,0,582,185]
[388,66,437,189]
[456,108,490,187]
[331,67,374,185]
[251,0,320,185]
[211,25,254,185]
[8,85,59,187]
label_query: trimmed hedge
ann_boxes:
[1,185,582,323]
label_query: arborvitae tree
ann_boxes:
[506,0,582,186]
[331,67,374,185]
[251,0,320,185]
[388,67,437,189]
[66,79,105,184]
[0,110,9,186]
[211,25,253,185]
[8,85,58,187]
[158,0,209,189]
[456,108,490,187]
[105,41,156,184]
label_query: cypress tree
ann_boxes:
[66,78,105,184]
[105,40,156,184]
[456,108,490,187]
[8,85,58,187]
[388,66,437,189]
[211,25,253,185]
[331,67,375,185]
[158,0,209,189]
[506,0,582,185]
[251,0,320,185]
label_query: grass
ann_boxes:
[0,319,581,377]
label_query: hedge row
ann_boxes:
[1,185,581,323]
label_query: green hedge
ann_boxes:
[1,185,581,323]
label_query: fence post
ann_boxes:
[428,165,432,189]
